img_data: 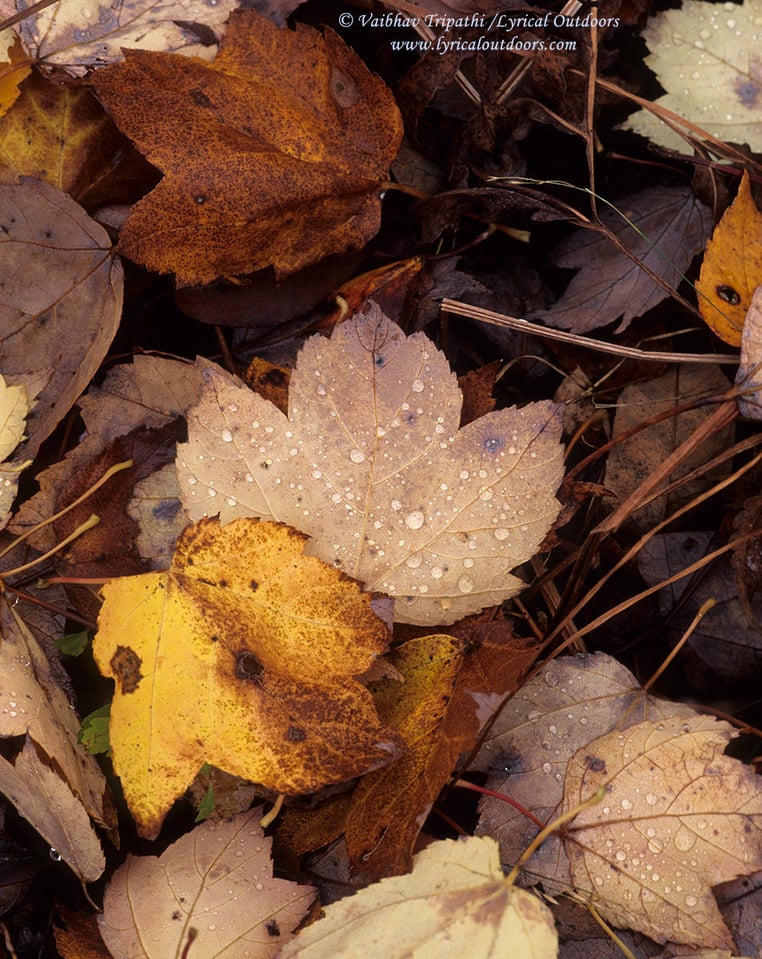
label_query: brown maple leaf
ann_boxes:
[92,10,403,286]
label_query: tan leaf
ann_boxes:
[0,178,122,458]
[0,603,108,828]
[474,653,695,885]
[177,306,565,625]
[735,285,762,420]
[0,738,105,883]
[1,0,237,78]
[279,836,558,959]
[0,372,30,529]
[563,716,762,949]
[621,0,762,153]
[99,809,316,959]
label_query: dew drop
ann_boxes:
[542,762,552,774]
[227,403,238,412]
[405,510,425,530]
[431,567,443,579]
[405,554,423,569]
[685,895,698,908]
[457,575,474,593]
[673,829,696,852]
[221,429,233,443]
[349,449,365,464]
[620,798,633,811]
[187,476,197,486]
[317,385,327,396]
[645,792,658,806]
[411,379,425,393]
[49,848,62,862]
[207,488,217,497]
[462,558,474,569]
[494,528,510,540]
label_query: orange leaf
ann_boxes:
[344,634,467,880]
[92,10,403,286]
[697,171,762,345]
[92,517,400,839]
[0,34,31,118]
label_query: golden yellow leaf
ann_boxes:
[93,517,399,839]
[736,285,762,419]
[697,172,762,345]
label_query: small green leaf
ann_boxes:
[195,783,215,823]
[79,704,111,754]
[56,629,89,656]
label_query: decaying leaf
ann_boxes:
[602,364,733,531]
[563,716,762,949]
[532,187,711,333]
[344,634,467,880]
[621,0,762,153]
[93,517,398,838]
[0,71,127,202]
[10,355,205,553]
[639,531,762,687]
[697,173,762,346]
[177,306,565,625]
[0,178,122,458]
[279,836,558,959]
[99,809,316,959]
[0,0,238,78]
[92,9,404,285]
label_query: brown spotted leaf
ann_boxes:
[92,517,398,838]
[92,9,403,285]
[177,306,565,625]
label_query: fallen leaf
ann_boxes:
[344,634,467,880]
[602,364,733,531]
[532,187,711,333]
[697,173,762,346]
[0,178,122,458]
[0,373,30,529]
[639,531,762,688]
[177,306,565,625]
[279,835,558,959]
[99,808,316,959]
[0,603,109,832]
[128,462,188,568]
[736,286,762,419]
[92,9,403,285]
[621,0,762,153]
[0,31,31,117]
[92,517,398,838]
[54,906,112,959]
[1,0,237,78]
[563,715,762,949]
[474,653,695,884]
[0,70,128,203]
[0,737,105,883]
[10,355,205,552]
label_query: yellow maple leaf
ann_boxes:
[93,517,399,839]
[696,171,762,345]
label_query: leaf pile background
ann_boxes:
[1,0,762,956]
